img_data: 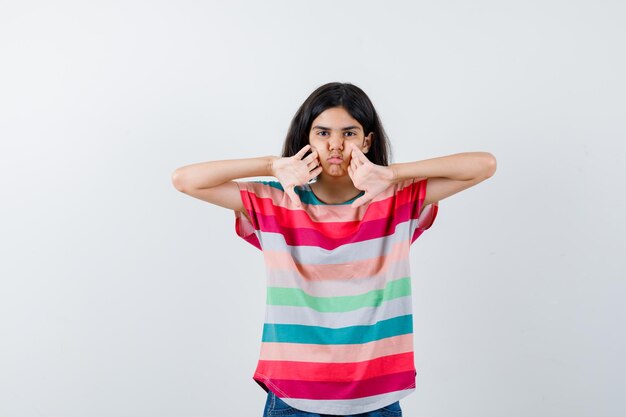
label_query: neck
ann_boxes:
[312,174,361,202]
[316,173,356,189]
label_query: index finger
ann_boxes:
[351,144,368,162]
[295,144,311,159]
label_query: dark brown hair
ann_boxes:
[281,82,392,166]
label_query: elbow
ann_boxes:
[482,152,497,179]
[171,168,187,192]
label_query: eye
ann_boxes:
[315,131,357,137]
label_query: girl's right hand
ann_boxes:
[270,144,322,207]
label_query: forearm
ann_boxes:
[389,152,496,183]
[172,155,278,190]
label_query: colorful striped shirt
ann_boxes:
[234,178,438,415]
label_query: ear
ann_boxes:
[362,132,373,153]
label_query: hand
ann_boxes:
[347,143,395,208]
[271,144,322,207]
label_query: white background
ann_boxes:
[1,1,624,416]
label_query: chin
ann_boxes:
[318,163,348,177]
[326,172,348,178]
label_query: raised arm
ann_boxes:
[171,145,322,215]
[390,151,497,205]
[171,155,277,217]
[332,144,497,209]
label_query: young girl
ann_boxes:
[172,82,496,417]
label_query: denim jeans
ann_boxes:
[262,390,403,417]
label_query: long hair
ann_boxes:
[281,82,392,166]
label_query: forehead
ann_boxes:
[311,107,363,130]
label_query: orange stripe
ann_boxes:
[263,241,409,281]
[258,334,414,363]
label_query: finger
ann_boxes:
[350,150,364,166]
[303,150,318,163]
[295,144,311,159]
[351,150,365,166]
[348,164,353,178]
[351,146,368,163]
[310,166,323,178]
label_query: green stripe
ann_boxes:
[267,277,411,313]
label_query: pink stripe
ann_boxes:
[234,211,261,249]
[239,179,425,234]
[235,179,431,251]
[254,370,416,400]
[242,179,407,220]
[255,352,415,381]
[267,260,410,296]
[258,334,414,363]
[264,241,409,282]
[253,206,414,249]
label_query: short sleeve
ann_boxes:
[405,178,439,244]
[233,180,285,250]
[234,181,263,250]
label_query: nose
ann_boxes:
[328,133,343,151]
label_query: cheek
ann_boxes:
[308,137,321,148]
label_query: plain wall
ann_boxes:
[1,1,624,416]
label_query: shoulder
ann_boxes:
[237,179,283,194]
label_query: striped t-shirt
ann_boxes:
[234,177,438,415]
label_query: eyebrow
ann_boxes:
[312,125,362,131]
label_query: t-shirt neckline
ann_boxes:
[304,182,365,206]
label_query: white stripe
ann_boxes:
[277,387,416,415]
[259,220,414,264]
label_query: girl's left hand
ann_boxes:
[347,143,395,208]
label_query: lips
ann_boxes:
[327,155,343,164]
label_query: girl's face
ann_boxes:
[308,107,372,179]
